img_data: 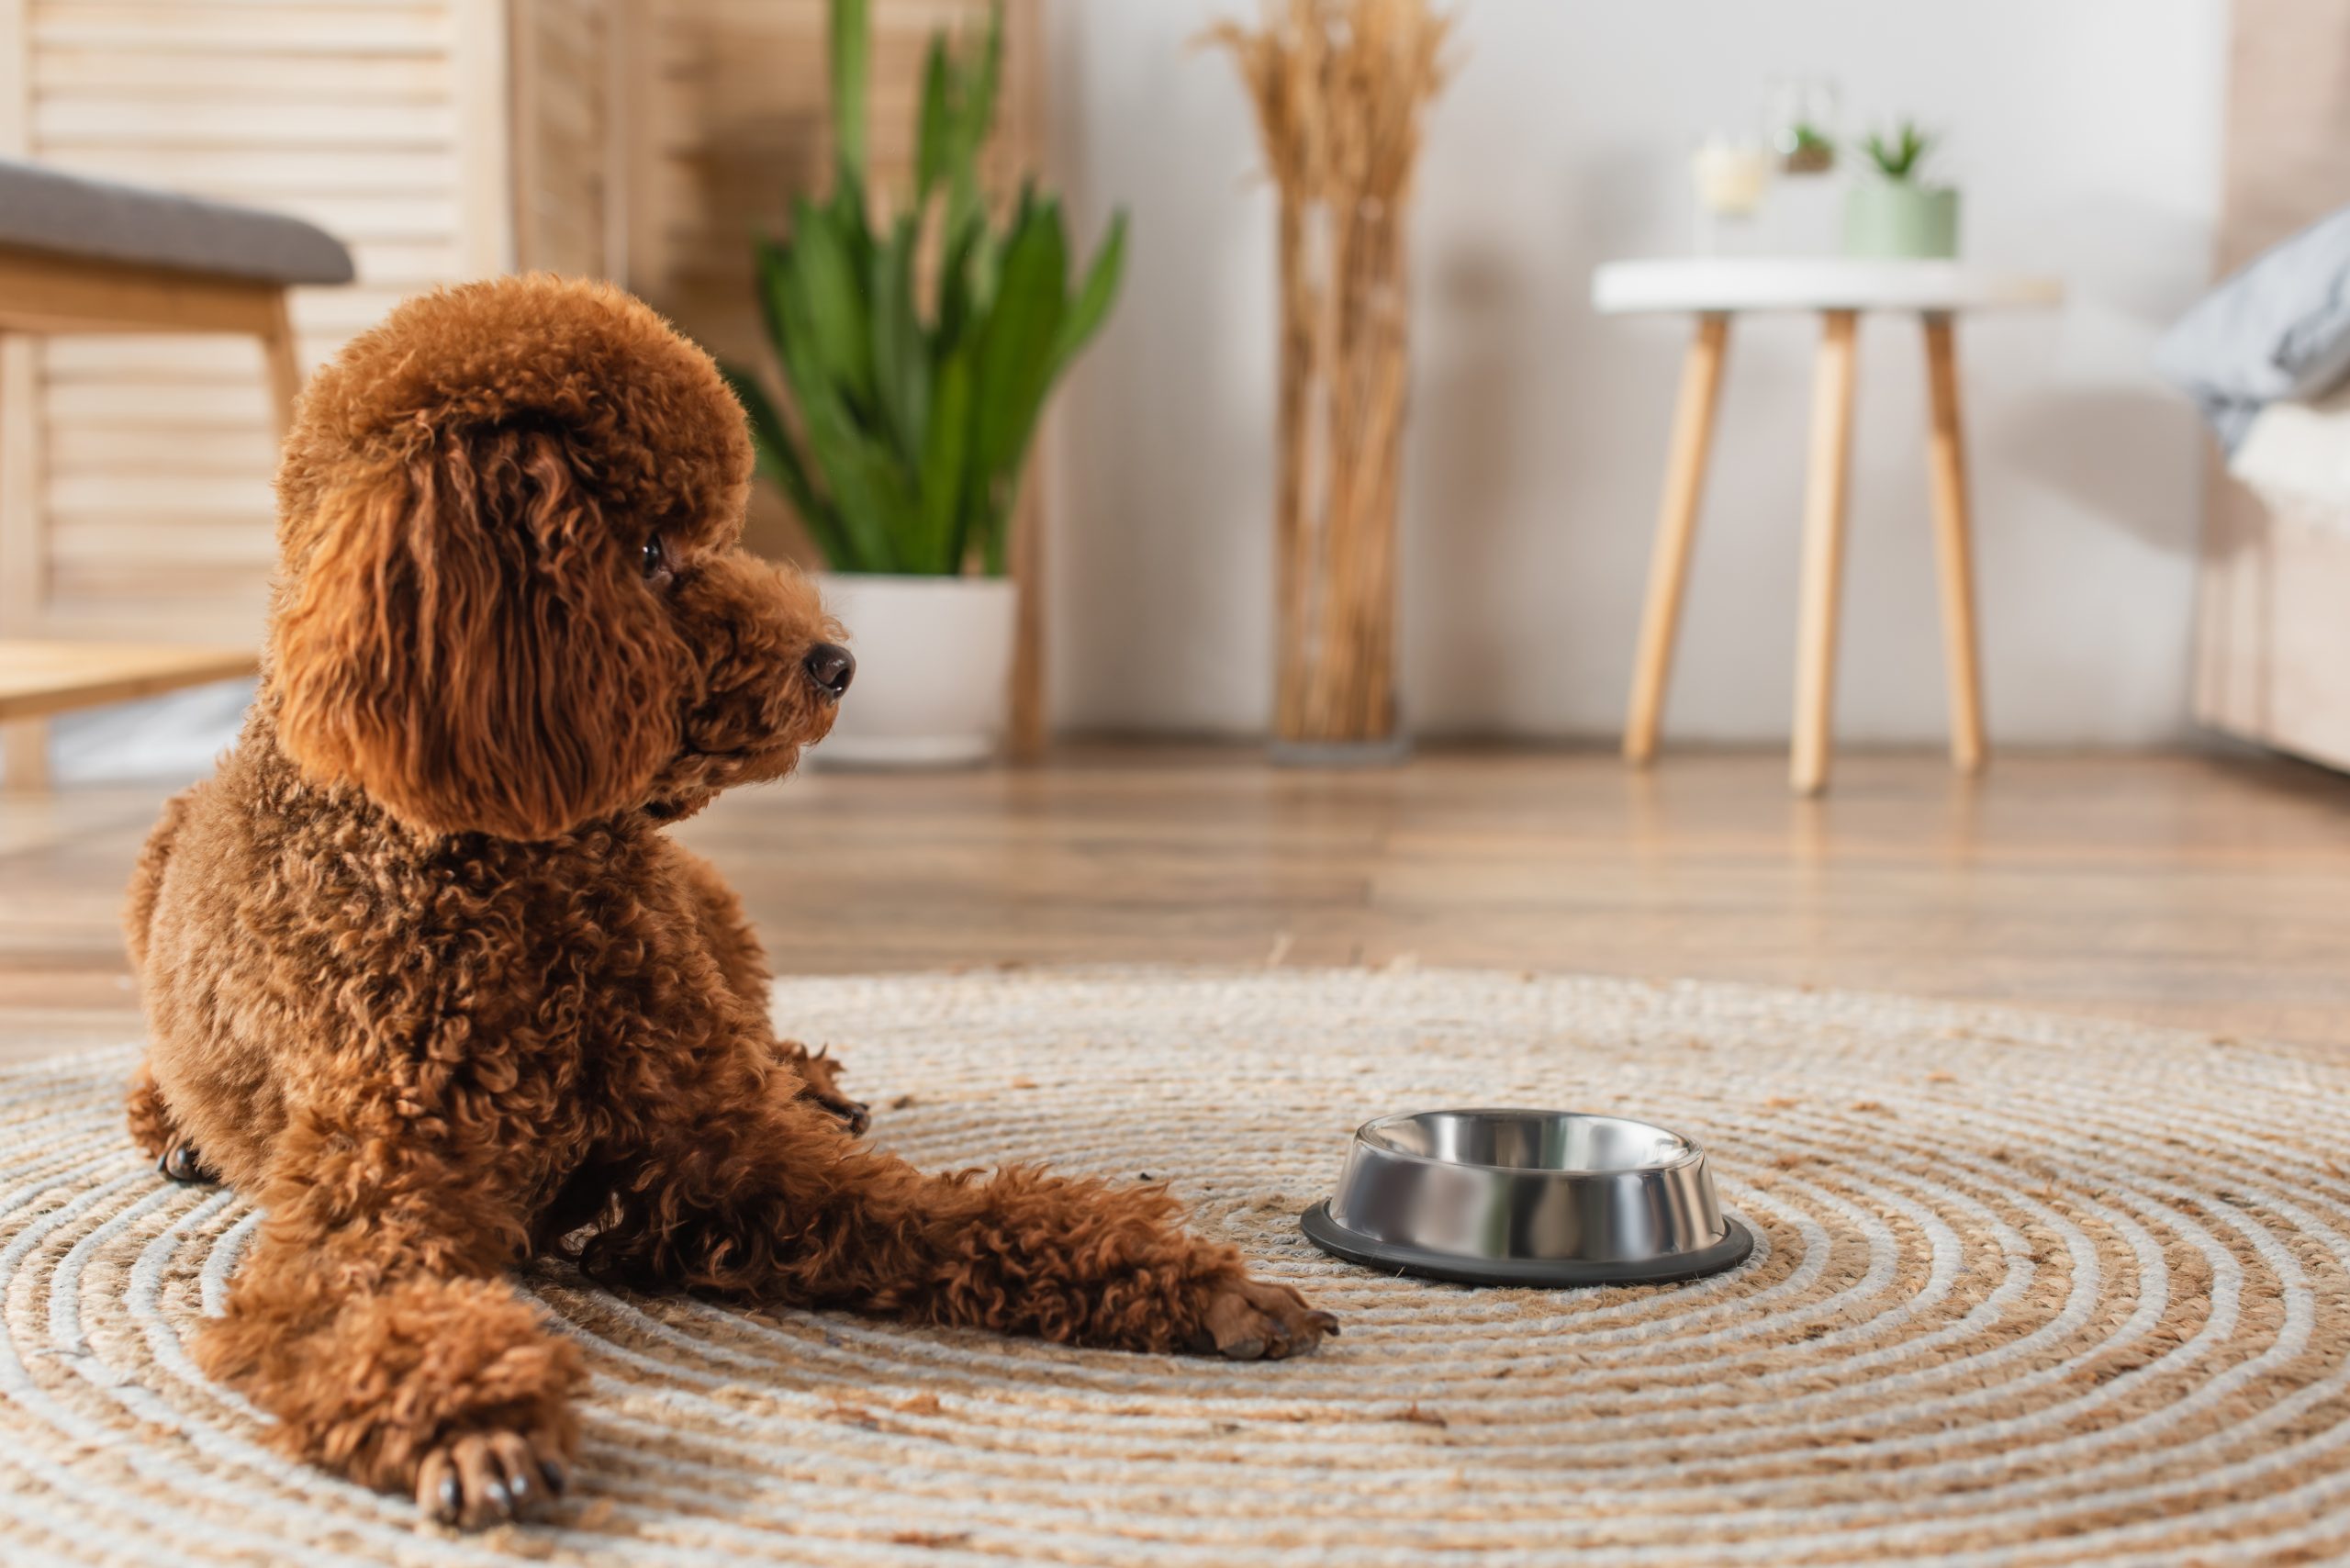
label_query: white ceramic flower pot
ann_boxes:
[810,573,1017,769]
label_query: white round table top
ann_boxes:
[1592,257,2065,315]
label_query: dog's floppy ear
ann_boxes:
[271,425,687,840]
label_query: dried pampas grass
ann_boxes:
[1208,0,1452,748]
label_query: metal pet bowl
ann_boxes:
[1300,1108,1753,1287]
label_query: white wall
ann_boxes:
[1044,0,2229,745]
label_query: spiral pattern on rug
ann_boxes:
[5,967,2350,1565]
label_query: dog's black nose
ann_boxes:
[804,642,854,697]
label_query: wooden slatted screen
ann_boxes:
[515,0,629,279]
[0,0,623,649]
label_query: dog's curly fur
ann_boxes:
[123,275,1333,1529]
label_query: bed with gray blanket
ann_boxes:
[2171,0,2350,774]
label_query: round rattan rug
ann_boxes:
[6,968,2350,1566]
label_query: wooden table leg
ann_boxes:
[1623,312,1731,764]
[1921,313,1986,773]
[1790,309,1859,797]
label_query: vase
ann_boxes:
[1214,0,1448,765]
[807,573,1017,769]
[1842,182,1961,259]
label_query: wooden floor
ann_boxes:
[6,745,2350,1063]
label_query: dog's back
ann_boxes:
[122,782,198,973]
[124,725,312,1187]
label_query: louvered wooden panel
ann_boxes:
[514,0,623,278]
[0,0,626,648]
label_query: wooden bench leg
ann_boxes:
[0,332,46,794]
[261,290,302,439]
[3,719,47,791]
[1791,309,1859,797]
[1922,313,1986,773]
[1623,312,1731,765]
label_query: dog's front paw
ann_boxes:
[786,1043,869,1135]
[808,1081,870,1137]
[1191,1277,1339,1361]
[417,1428,571,1530]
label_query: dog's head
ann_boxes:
[266,274,850,841]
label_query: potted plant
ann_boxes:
[722,0,1125,767]
[1765,75,1841,175]
[1842,120,1959,259]
[1781,122,1836,175]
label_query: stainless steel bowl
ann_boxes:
[1300,1108,1752,1287]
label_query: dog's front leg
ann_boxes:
[584,1086,1337,1360]
[195,1096,582,1529]
[668,845,869,1132]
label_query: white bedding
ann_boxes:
[2230,390,2350,529]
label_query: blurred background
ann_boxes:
[0,0,2226,767]
[10,0,2350,1050]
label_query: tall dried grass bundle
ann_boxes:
[1210,0,1451,748]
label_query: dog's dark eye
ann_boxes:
[641,533,671,585]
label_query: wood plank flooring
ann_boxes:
[6,745,2350,1063]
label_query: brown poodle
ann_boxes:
[122,274,1335,1530]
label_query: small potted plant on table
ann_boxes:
[1842,120,1959,260]
[724,0,1125,767]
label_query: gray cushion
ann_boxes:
[0,157,352,286]
[2157,205,2350,453]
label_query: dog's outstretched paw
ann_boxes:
[1192,1277,1339,1361]
[416,1429,570,1530]
[786,1043,870,1135]
[157,1142,215,1185]
[814,1087,871,1137]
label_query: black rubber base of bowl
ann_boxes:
[1299,1201,1755,1289]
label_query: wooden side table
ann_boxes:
[1593,259,2063,794]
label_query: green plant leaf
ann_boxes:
[1053,209,1127,373]
[941,5,1002,249]
[770,268,897,572]
[829,0,868,187]
[869,211,930,469]
[848,423,923,572]
[753,236,793,352]
[752,239,873,567]
[962,4,1003,162]
[787,196,875,415]
[919,348,973,573]
[915,37,953,207]
[720,361,854,567]
[966,199,1068,573]
[934,207,985,351]
[1860,119,1934,182]
[830,160,877,284]
[970,199,1068,476]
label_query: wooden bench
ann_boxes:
[0,159,351,789]
[0,642,261,726]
